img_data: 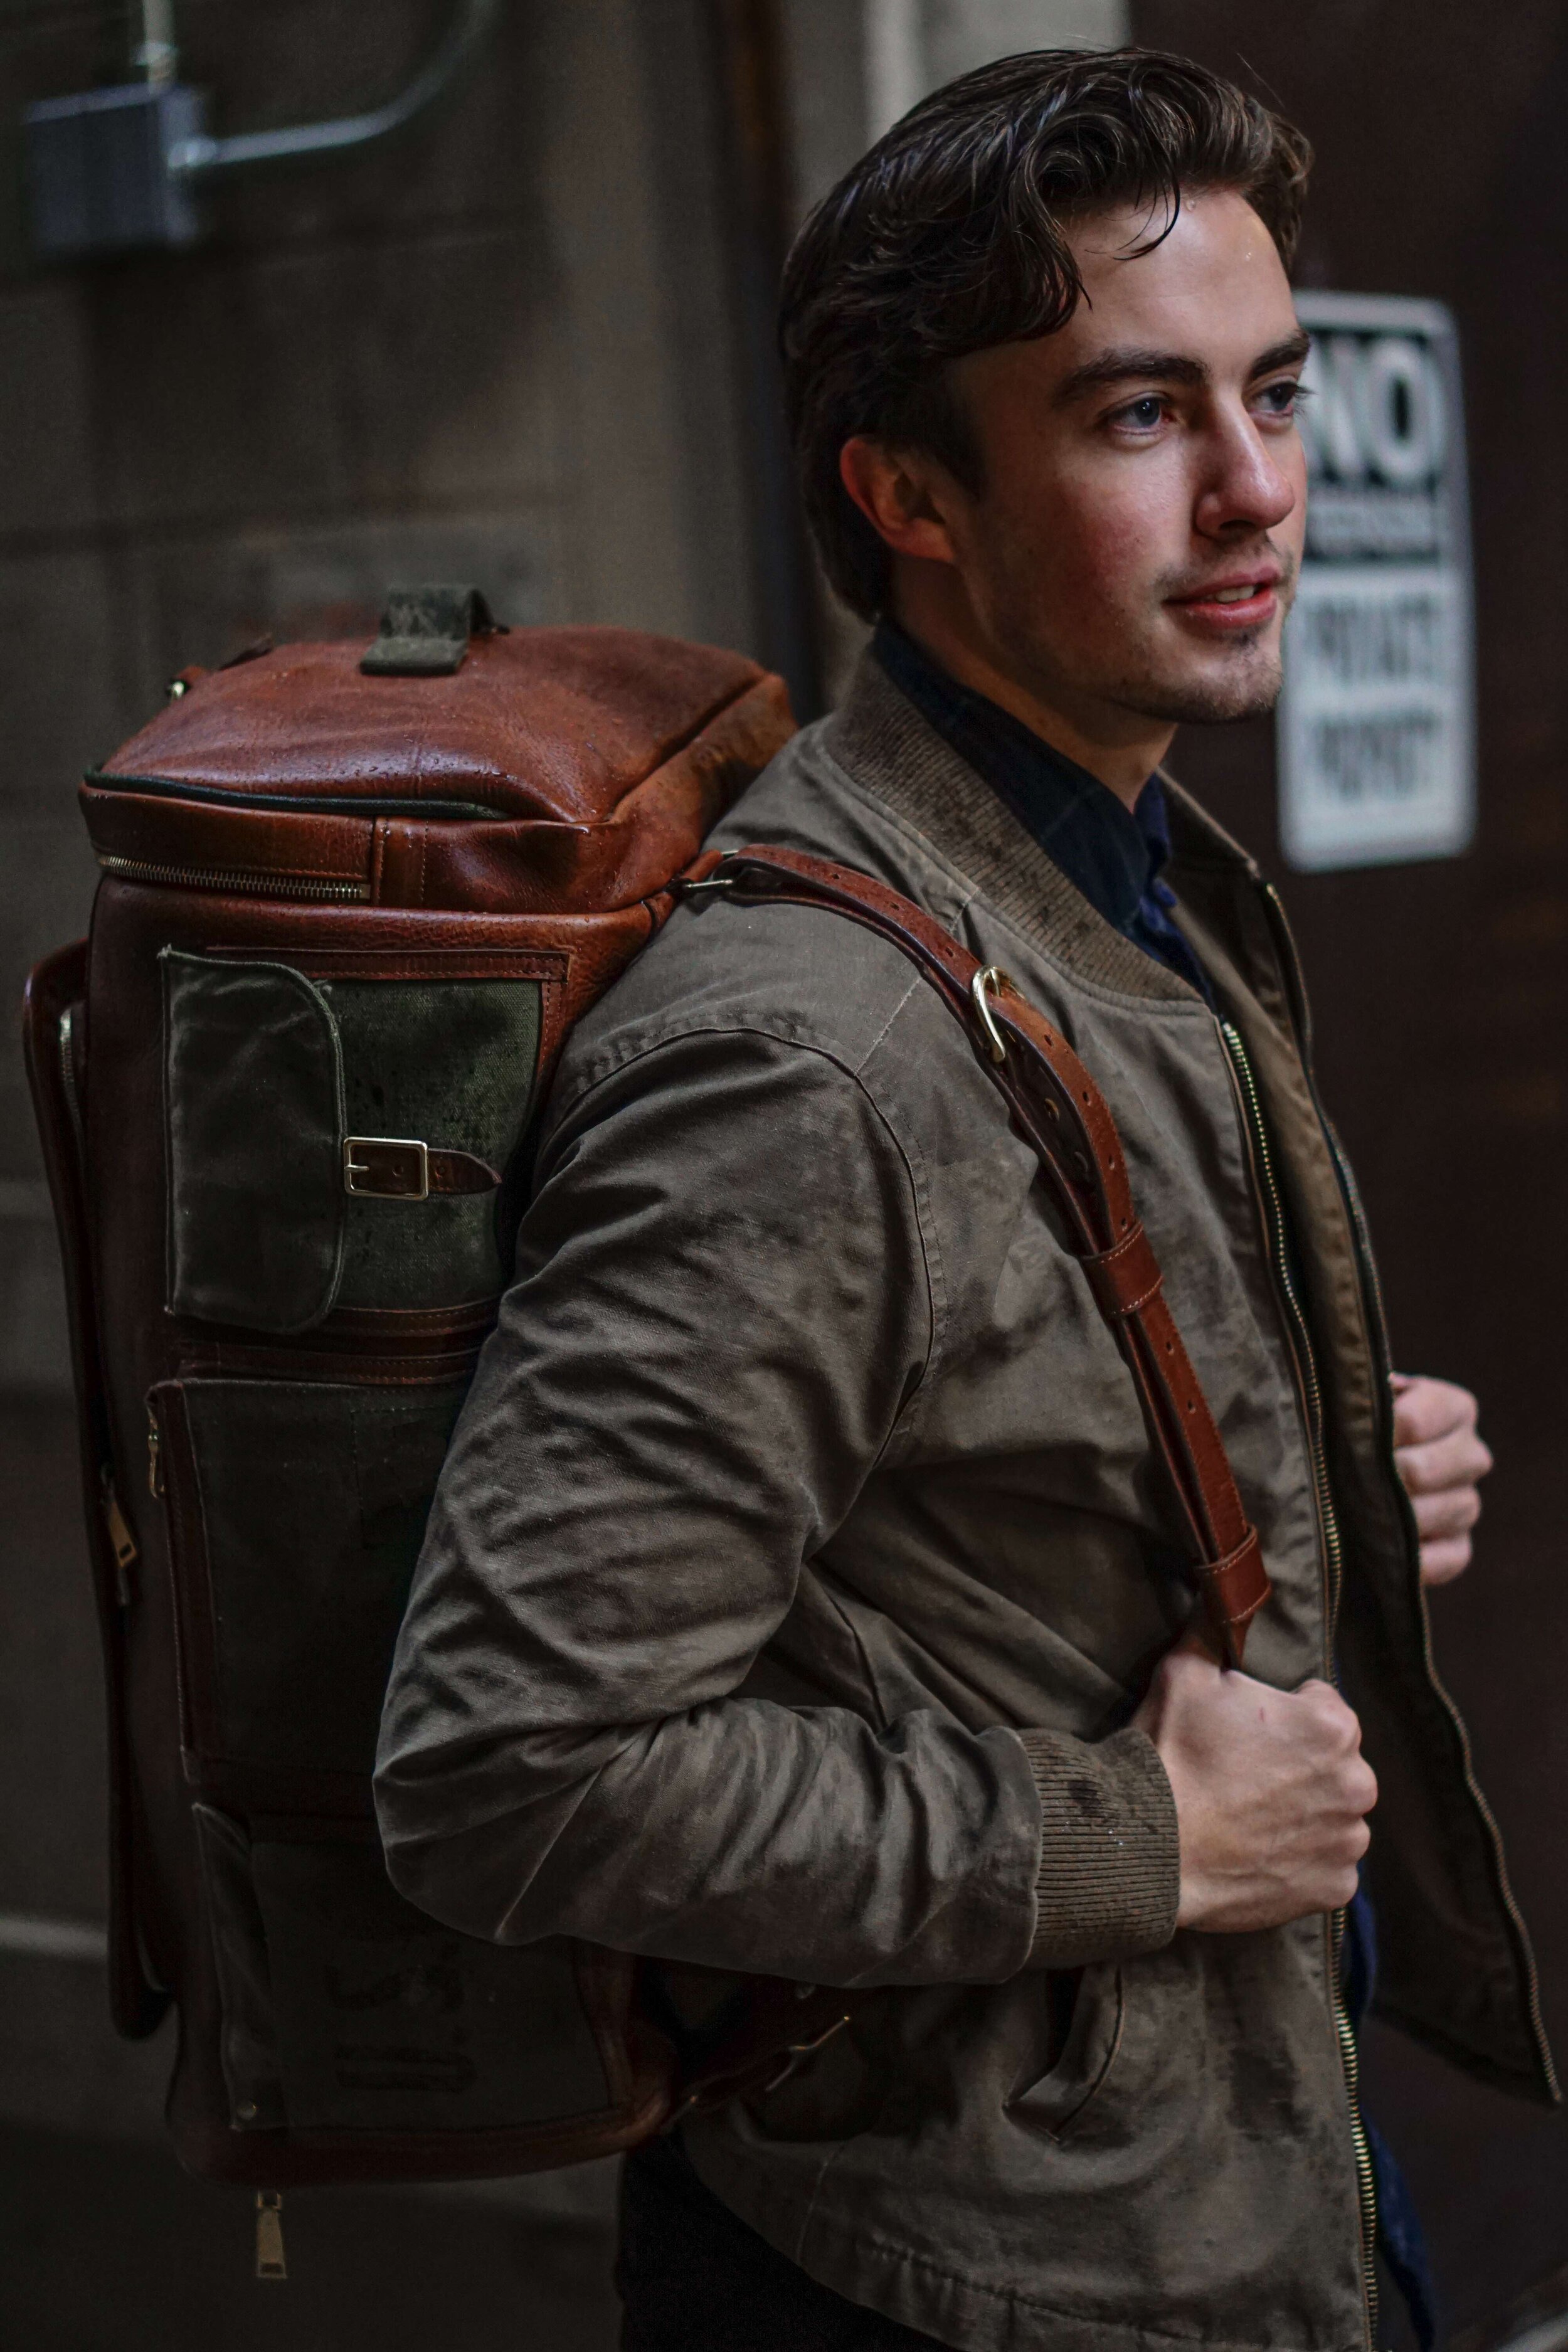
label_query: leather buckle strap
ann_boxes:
[342,1137,501,1200]
[1082,1223,1162,1320]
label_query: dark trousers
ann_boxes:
[617,2133,948,2350]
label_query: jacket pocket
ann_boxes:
[1005,1961,1125,2141]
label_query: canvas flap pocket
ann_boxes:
[163,951,345,1333]
[162,950,542,1332]
[194,1807,615,2135]
[156,1374,469,1782]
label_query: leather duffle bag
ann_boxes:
[23,588,794,2191]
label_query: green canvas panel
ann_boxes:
[162,951,346,1333]
[181,1377,470,1775]
[251,1841,612,2134]
[324,978,541,1311]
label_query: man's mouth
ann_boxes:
[1167,572,1283,630]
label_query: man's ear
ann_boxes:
[839,438,962,569]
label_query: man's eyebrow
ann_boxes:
[1052,348,1207,405]
[1052,327,1314,406]
[1249,329,1313,378]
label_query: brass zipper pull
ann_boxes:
[98,1468,137,1606]
[255,2190,286,2282]
[146,1403,163,1500]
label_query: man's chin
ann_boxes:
[1115,645,1285,728]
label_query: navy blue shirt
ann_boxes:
[871,620,1212,1003]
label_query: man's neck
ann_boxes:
[887,586,1175,813]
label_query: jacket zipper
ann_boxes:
[1218,1019,1379,2348]
[96,853,368,903]
[1260,885,1560,2105]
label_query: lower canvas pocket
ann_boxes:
[154,1372,469,1783]
[194,1807,617,2136]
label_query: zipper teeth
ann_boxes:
[1219,1020,1377,2345]
[1332,1910,1382,2337]
[97,854,369,903]
[56,1004,87,1162]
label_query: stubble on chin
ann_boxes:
[1116,638,1287,728]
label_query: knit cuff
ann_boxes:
[1014,1725,1180,1968]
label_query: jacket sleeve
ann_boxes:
[373,1019,1176,1986]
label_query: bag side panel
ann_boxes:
[85,877,679,2181]
[22,936,169,2040]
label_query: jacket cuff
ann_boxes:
[1015,1725,1180,1967]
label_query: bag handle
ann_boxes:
[686,844,1271,1668]
[358,583,507,677]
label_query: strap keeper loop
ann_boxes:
[1082,1222,1163,1319]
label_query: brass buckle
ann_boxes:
[970,965,1013,1065]
[343,1136,430,1200]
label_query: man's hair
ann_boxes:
[780,47,1312,620]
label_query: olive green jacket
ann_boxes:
[376,655,1552,2352]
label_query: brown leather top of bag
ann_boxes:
[82,612,795,914]
[100,624,780,822]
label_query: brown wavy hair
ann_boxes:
[780,47,1311,619]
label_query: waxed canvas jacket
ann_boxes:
[374,654,1554,2352]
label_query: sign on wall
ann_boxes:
[1278,292,1475,872]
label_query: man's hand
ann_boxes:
[1132,1634,1377,1932]
[1392,1374,1491,1587]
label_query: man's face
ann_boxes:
[918,191,1309,733]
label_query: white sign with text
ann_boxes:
[1278,292,1475,871]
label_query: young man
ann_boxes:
[375,48,1551,2352]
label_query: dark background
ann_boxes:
[1135,1,1568,2321]
[1,1,1564,2343]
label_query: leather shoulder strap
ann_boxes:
[685,844,1269,1666]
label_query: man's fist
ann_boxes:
[1392,1373,1491,1587]
[1132,1635,1377,1932]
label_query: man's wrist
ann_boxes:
[1015,1725,1180,1968]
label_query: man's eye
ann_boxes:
[1111,395,1167,432]
[1256,378,1307,418]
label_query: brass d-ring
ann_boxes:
[970,965,1012,1064]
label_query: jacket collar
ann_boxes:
[822,649,1198,1004]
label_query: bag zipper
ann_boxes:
[1255,880,1559,2107]
[1217,1019,1379,2349]
[96,853,369,903]
[58,1003,139,1610]
[85,768,495,822]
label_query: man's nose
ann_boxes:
[1194,408,1299,538]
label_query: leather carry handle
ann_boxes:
[685,844,1271,1667]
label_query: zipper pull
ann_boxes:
[98,1468,137,1606]
[146,1403,163,1500]
[255,2189,287,2282]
